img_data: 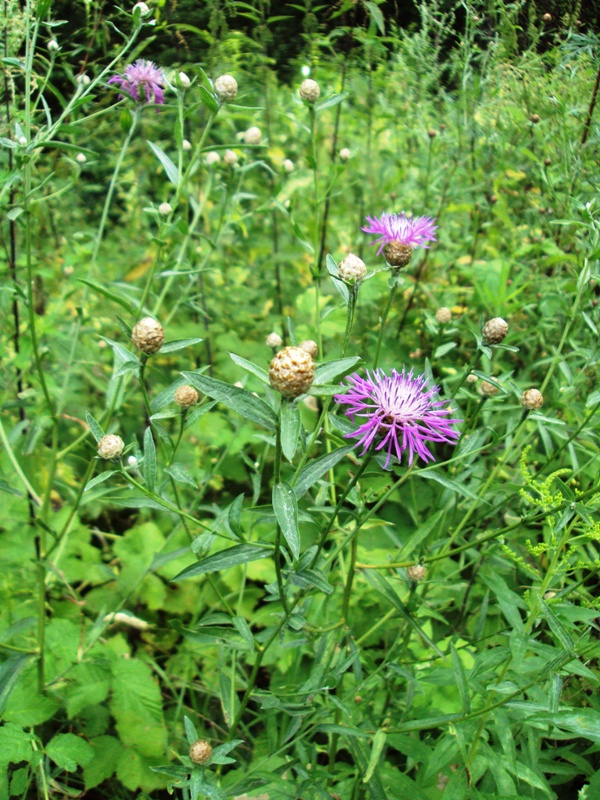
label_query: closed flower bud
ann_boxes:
[76,73,90,86]
[76,153,86,164]
[243,126,262,145]
[530,113,540,124]
[133,2,151,16]
[269,346,315,398]
[205,151,220,166]
[214,74,237,102]
[283,158,294,173]
[339,148,351,162]
[482,317,508,344]
[479,381,499,397]
[159,202,172,215]
[407,564,426,582]
[383,240,413,268]
[178,71,191,88]
[18,136,27,146]
[427,128,438,139]
[266,332,283,349]
[466,373,478,384]
[127,455,138,467]
[521,388,543,410]
[542,13,552,22]
[299,340,318,358]
[131,317,165,354]
[299,78,320,103]
[338,253,366,284]
[223,149,238,165]
[48,39,59,52]
[189,739,213,765]
[435,307,452,324]
[98,434,124,460]
[175,385,200,408]
[182,139,192,151]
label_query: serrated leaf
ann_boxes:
[46,733,94,771]
[85,412,105,443]
[182,372,277,430]
[0,722,35,767]
[171,544,273,581]
[0,656,31,717]
[273,482,300,560]
[148,141,179,185]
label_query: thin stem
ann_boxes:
[341,286,358,357]
[341,533,358,624]
[581,59,600,147]
[273,418,289,612]
[308,105,322,353]
[373,276,399,369]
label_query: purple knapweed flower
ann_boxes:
[335,368,461,468]
[362,211,437,259]
[108,59,166,105]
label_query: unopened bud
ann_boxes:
[479,381,499,397]
[521,388,543,410]
[266,332,283,349]
[542,13,552,22]
[182,139,192,151]
[435,307,452,324]
[76,73,90,86]
[175,385,200,408]
[189,739,212,765]
[158,202,172,215]
[283,158,294,173]
[205,151,220,166]
[530,113,540,124]
[76,153,86,164]
[178,71,191,88]
[133,1,151,16]
[127,455,138,467]
[269,346,315,398]
[98,434,124,460]
[48,39,59,52]
[223,149,238,165]
[338,253,366,284]
[407,564,426,582]
[427,128,438,139]
[482,317,508,344]
[339,147,351,162]
[243,126,262,145]
[214,74,237,102]
[299,78,320,103]
[131,317,165,354]
[19,136,28,146]
[299,340,318,358]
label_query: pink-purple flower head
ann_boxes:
[363,211,437,267]
[108,59,166,106]
[335,368,461,468]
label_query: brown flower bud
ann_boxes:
[383,241,412,268]
[435,307,452,324]
[427,128,438,139]
[299,340,318,358]
[521,388,543,410]
[482,317,508,345]
[479,381,499,397]
[189,739,213,765]
[131,317,164,354]
[175,385,200,408]
[407,564,426,582]
[530,113,540,124]
[269,346,315,398]
[97,434,124,460]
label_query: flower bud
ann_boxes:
[479,381,499,397]
[223,149,238,165]
[383,241,412,268]
[76,153,86,164]
[178,71,191,88]
[18,136,27,146]
[521,388,543,410]
[175,385,200,408]
[481,317,508,345]
[542,13,552,22]
[338,253,366,284]
[98,434,124,460]
[189,739,213,765]
[131,317,165,354]
[435,307,452,324]
[205,151,220,166]
[76,73,90,86]
[339,148,351,162]
[182,139,192,152]
[48,39,59,52]
[427,128,438,139]
[266,332,283,349]
[299,340,318,358]
[466,373,478,384]
[530,113,540,124]
[214,74,237,102]
[299,78,320,103]
[159,202,172,215]
[243,126,262,145]
[133,1,151,16]
[127,455,138,467]
[283,158,294,173]
[269,346,315,398]
[407,564,426,582]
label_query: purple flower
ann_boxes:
[108,59,166,105]
[362,211,437,256]
[335,368,461,467]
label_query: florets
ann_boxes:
[363,211,437,266]
[108,59,165,105]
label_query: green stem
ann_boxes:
[341,286,358,357]
[341,533,358,624]
[373,276,399,369]
[273,418,289,612]
[308,105,322,354]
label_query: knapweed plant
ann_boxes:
[1,2,600,799]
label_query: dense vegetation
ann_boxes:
[1,1,600,798]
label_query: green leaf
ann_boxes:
[110,658,166,758]
[280,400,301,461]
[46,733,94,771]
[418,469,483,503]
[364,0,385,34]
[0,723,34,767]
[182,372,277,430]
[314,357,361,385]
[273,482,300,560]
[159,338,204,353]
[165,463,197,488]
[84,736,121,789]
[229,352,270,384]
[85,412,105,443]
[0,655,31,716]
[539,598,575,654]
[84,470,117,492]
[78,279,137,314]
[363,729,387,783]
[326,253,350,304]
[148,141,179,185]
[219,671,239,728]
[451,643,472,714]
[184,716,199,746]
[143,426,157,493]
[293,445,354,498]
[198,85,219,115]
[315,92,348,112]
[290,568,333,595]
[171,543,273,581]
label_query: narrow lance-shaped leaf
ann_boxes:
[280,400,301,462]
[172,543,273,581]
[143,426,156,493]
[273,482,300,561]
[182,372,277,431]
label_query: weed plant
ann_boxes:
[1,1,600,799]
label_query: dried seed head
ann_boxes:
[299,78,320,103]
[339,147,351,162]
[131,317,165,354]
[435,307,452,324]
[479,381,499,397]
[223,149,238,165]
[175,385,200,408]
[383,240,413,268]
[521,388,543,410]
[269,346,315,398]
[243,126,262,146]
[299,340,318,358]
[482,317,508,344]
[182,139,192,151]
[338,253,367,284]
[530,113,540,124]
[159,202,172,215]
[266,332,283,349]
[283,158,294,173]
[189,739,213,765]
[98,434,124,460]
[407,564,426,582]
[214,74,237,102]
[205,151,220,166]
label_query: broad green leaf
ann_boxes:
[46,733,94,771]
[273,482,300,560]
[0,655,31,716]
[280,400,301,461]
[326,253,350,304]
[293,445,354,498]
[529,708,600,745]
[314,357,361,385]
[171,543,273,581]
[148,141,179,185]
[85,412,105,443]
[143,426,157,493]
[229,352,270,384]
[182,372,277,430]
[84,735,121,790]
[0,723,34,767]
